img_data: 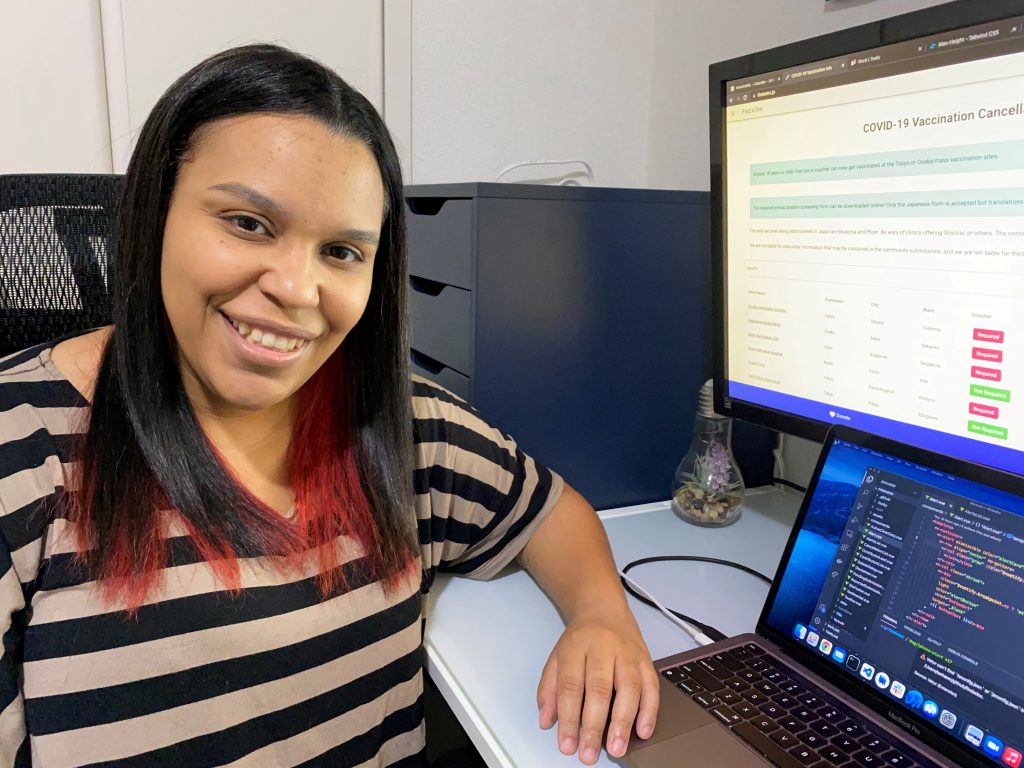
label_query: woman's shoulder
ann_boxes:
[0,340,87,520]
[0,339,84,410]
[410,373,508,439]
[410,373,473,421]
[410,374,517,462]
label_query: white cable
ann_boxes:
[773,432,787,479]
[618,570,715,646]
[494,159,595,185]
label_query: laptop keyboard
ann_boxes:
[660,642,929,768]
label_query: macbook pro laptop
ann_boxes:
[625,425,1024,768]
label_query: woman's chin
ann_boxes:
[203,377,295,414]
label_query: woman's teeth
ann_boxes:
[228,319,306,352]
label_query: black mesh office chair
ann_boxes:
[0,174,122,359]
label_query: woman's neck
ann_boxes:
[193,398,295,490]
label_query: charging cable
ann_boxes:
[619,556,773,646]
[619,569,716,646]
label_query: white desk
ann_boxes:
[424,486,804,768]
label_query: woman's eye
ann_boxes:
[325,244,363,263]
[228,215,270,236]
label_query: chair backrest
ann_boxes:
[0,174,123,359]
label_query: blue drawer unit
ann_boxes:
[405,183,773,510]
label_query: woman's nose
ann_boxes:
[257,243,320,309]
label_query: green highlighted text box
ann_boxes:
[971,384,1011,403]
[968,420,1009,440]
[750,140,1024,185]
[751,188,1024,219]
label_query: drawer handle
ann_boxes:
[406,198,453,215]
[409,276,446,296]
[411,349,446,375]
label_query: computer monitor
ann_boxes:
[710,0,1024,475]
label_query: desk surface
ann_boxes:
[424,487,804,768]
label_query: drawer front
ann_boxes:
[409,280,472,375]
[405,198,473,290]
[411,350,471,401]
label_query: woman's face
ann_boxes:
[160,113,385,415]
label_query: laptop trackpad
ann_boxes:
[634,678,718,747]
[628,723,769,767]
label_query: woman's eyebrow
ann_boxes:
[337,228,380,247]
[208,182,283,216]
[209,181,379,245]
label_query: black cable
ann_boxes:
[772,477,807,493]
[620,556,773,642]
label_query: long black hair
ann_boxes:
[75,44,416,605]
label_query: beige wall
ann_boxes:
[646,0,951,191]
[0,0,111,173]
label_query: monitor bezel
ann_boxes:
[756,424,1024,768]
[710,0,1024,441]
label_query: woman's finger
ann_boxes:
[555,644,587,757]
[605,659,644,757]
[635,660,661,740]
[578,650,616,765]
[537,651,559,730]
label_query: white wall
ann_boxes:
[646,0,950,192]
[642,0,951,483]
[409,1,657,187]
[0,0,111,173]
[105,0,384,172]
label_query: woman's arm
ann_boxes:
[517,484,659,765]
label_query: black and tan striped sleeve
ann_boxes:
[412,376,564,583]
[0,524,27,768]
[0,349,80,767]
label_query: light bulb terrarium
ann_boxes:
[671,380,745,526]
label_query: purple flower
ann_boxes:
[703,442,732,494]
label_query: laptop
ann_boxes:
[625,425,1024,768]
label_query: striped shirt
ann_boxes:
[0,342,563,767]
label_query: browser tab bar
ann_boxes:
[725,14,1024,106]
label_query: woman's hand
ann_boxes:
[537,604,659,764]
[517,483,660,763]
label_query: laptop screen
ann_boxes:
[763,433,1024,766]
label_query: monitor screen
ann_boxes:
[711,1,1024,474]
[763,434,1024,767]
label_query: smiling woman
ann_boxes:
[162,116,383,414]
[67,45,416,609]
[0,44,659,768]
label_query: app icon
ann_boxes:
[904,690,924,710]
[807,631,820,648]
[832,647,847,664]
[985,736,1005,758]
[793,623,808,640]
[874,672,891,689]
[1003,746,1022,767]
[965,725,984,747]
[939,710,957,729]
[889,681,906,700]
[859,663,875,681]
[922,701,940,719]
[819,639,834,655]
[846,655,862,672]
